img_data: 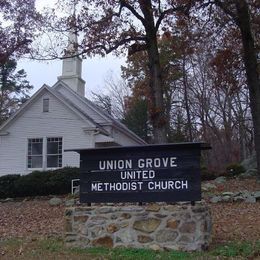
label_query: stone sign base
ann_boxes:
[65,202,212,251]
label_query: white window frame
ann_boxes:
[43,98,49,112]
[46,137,63,168]
[27,137,63,170]
[27,138,43,169]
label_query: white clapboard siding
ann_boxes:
[55,83,145,145]
[0,90,93,176]
[55,83,111,124]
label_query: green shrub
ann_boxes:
[0,167,80,198]
[0,174,20,198]
[226,163,245,176]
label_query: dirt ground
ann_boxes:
[0,178,259,245]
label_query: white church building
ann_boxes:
[0,35,145,176]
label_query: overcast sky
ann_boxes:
[18,56,124,97]
[17,0,125,98]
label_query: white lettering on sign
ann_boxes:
[92,156,187,194]
[148,180,188,190]
[98,157,177,171]
[137,157,177,169]
[99,159,132,170]
[91,182,103,191]
[91,180,188,192]
[91,181,144,192]
[120,170,155,180]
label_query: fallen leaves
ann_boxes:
[211,202,260,244]
[204,177,260,243]
[0,200,64,240]
[0,178,259,246]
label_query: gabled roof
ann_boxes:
[53,81,146,144]
[0,81,146,145]
[0,84,98,133]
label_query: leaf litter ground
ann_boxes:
[0,178,259,244]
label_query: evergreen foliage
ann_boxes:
[0,167,80,198]
[0,58,32,124]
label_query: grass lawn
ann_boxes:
[0,237,259,260]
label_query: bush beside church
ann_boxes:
[0,167,79,199]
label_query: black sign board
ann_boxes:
[71,142,210,203]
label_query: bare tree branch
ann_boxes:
[120,0,146,25]
[214,0,239,24]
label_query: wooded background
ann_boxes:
[0,0,259,173]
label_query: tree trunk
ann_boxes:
[235,0,260,179]
[182,58,193,142]
[139,0,167,143]
[146,41,167,143]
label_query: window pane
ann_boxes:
[47,155,58,168]
[28,139,43,168]
[47,137,62,168]
[31,156,43,168]
[43,98,49,112]
[32,143,43,155]
[27,156,32,168]
[47,142,58,154]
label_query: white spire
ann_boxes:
[66,31,78,56]
[58,6,85,96]
[64,8,78,56]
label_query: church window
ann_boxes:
[27,137,62,169]
[47,137,63,168]
[28,138,43,168]
[43,98,49,112]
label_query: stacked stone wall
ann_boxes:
[65,202,211,251]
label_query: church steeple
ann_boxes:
[58,8,85,96]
